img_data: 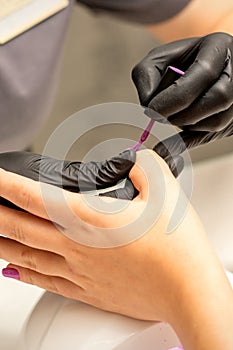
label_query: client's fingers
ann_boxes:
[5,264,86,300]
[0,169,51,220]
[0,238,66,277]
[0,206,67,253]
[0,168,83,227]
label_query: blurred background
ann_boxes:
[33,3,232,162]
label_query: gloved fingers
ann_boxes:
[0,151,73,188]
[184,104,233,132]
[163,155,184,178]
[132,37,200,106]
[0,150,136,211]
[148,58,225,118]
[74,150,136,192]
[99,179,139,200]
[38,149,136,194]
[153,130,213,160]
[154,125,233,163]
[131,58,162,106]
[0,151,42,180]
[217,121,233,138]
[168,55,233,128]
[0,150,136,193]
[148,34,231,118]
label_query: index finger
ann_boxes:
[0,168,68,224]
[0,169,47,219]
[0,166,142,231]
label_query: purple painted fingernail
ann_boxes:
[169,347,184,350]
[2,268,20,280]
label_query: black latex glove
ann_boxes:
[132,32,233,175]
[0,150,137,210]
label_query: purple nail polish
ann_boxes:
[2,268,20,280]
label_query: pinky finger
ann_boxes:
[2,264,86,301]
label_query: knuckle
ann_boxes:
[198,60,217,82]
[206,118,226,132]
[25,272,36,286]
[47,277,60,294]
[68,247,83,265]
[67,264,88,285]
[214,85,232,109]
[10,220,25,242]
[221,33,233,46]
[21,249,37,270]
[148,98,163,114]
[208,32,233,48]
[17,183,31,211]
[131,62,144,81]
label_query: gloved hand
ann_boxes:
[0,150,137,210]
[132,32,233,175]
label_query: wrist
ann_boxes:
[170,270,233,350]
[165,212,233,349]
[147,206,233,349]
[210,10,233,36]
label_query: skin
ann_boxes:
[147,0,233,41]
[0,150,232,349]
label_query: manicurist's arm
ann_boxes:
[147,0,233,41]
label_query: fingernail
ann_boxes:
[2,268,20,280]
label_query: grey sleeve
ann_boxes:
[0,4,73,152]
[78,0,192,24]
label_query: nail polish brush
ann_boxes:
[131,66,185,151]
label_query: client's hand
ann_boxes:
[0,150,232,350]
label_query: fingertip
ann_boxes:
[118,149,136,163]
[131,62,162,106]
[166,155,184,178]
[153,142,170,159]
[108,149,136,176]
